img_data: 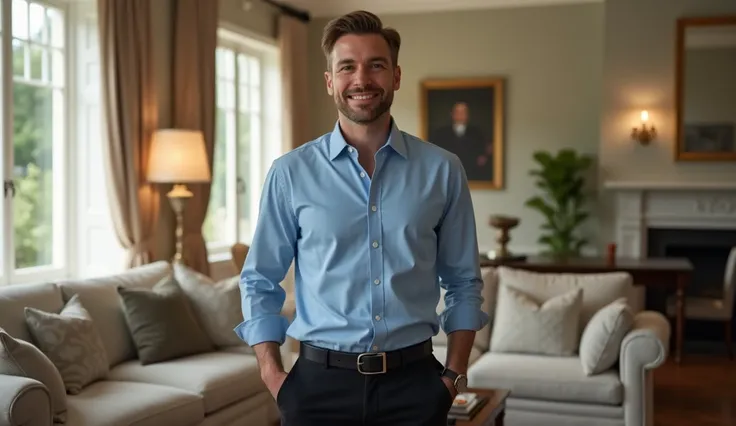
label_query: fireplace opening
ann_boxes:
[647,228,736,299]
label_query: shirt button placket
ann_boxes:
[368,183,385,352]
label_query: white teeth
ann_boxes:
[350,94,375,100]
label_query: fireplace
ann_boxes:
[606,181,736,346]
[646,228,736,298]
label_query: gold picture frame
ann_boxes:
[420,77,505,190]
[674,15,736,162]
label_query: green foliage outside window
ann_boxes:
[12,43,55,269]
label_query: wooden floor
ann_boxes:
[654,354,736,426]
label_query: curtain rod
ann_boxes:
[261,0,311,23]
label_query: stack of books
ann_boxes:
[448,392,488,421]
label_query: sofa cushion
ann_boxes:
[467,352,622,405]
[490,286,583,356]
[66,380,203,426]
[58,260,172,367]
[434,267,496,351]
[579,298,634,376]
[24,294,109,394]
[0,282,64,343]
[0,330,67,423]
[496,267,632,331]
[107,351,265,414]
[117,276,214,365]
[172,263,247,349]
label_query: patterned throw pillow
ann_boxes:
[490,285,583,356]
[24,294,109,394]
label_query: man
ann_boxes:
[235,10,488,426]
[430,102,493,182]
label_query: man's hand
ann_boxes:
[262,369,289,400]
[253,342,287,400]
[441,376,458,401]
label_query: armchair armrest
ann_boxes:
[0,374,52,426]
[619,310,671,426]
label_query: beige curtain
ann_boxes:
[97,0,159,268]
[279,14,309,150]
[172,0,218,275]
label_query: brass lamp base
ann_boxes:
[168,184,193,264]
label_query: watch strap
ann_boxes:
[441,367,459,381]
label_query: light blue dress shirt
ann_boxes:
[235,119,489,353]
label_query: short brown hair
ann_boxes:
[321,10,401,70]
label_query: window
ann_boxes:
[204,28,281,257]
[1,0,67,284]
[1,0,119,285]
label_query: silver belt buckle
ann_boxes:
[356,352,387,375]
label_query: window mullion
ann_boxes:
[233,49,241,239]
[2,0,15,283]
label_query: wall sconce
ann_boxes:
[631,110,656,145]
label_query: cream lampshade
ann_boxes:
[148,129,211,263]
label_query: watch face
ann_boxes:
[455,375,468,392]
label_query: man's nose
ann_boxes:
[353,65,371,86]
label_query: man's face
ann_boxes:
[324,33,401,124]
[452,103,469,124]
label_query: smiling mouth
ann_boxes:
[347,93,379,100]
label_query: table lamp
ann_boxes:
[147,129,211,263]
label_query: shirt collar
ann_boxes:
[328,118,408,160]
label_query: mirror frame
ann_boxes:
[675,15,736,162]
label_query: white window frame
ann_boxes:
[206,25,281,262]
[0,0,74,286]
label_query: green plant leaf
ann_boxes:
[525,148,591,256]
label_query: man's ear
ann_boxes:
[324,71,334,96]
[393,65,401,91]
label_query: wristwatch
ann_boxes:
[441,367,468,393]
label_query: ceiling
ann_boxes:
[281,0,602,18]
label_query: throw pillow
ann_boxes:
[117,275,214,365]
[579,298,634,375]
[172,263,247,349]
[0,330,68,424]
[24,294,109,395]
[490,285,583,356]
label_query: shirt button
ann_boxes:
[373,345,379,351]
[371,205,377,212]
[360,172,366,178]
[375,315,381,321]
[348,147,354,153]
[374,279,380,285]
[372,241,379,248]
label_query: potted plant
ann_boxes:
[524,149,593,258]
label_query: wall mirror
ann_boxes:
[675,16,736,161]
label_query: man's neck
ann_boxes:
[338,113,392,155]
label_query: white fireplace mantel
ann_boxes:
[604,181,736,257]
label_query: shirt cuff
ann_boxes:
[233,315,290,346]
[440,302,490,335]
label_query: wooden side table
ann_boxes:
[451,388,510,426]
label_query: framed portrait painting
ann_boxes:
[420,77,505,190]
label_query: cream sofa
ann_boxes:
[0,261,292,426]
[433,266,670,426]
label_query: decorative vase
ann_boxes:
[487,215,526,261]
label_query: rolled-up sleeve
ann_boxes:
[436,155,490,334]
[234,161,298,346]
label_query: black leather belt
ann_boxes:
[299,339,433,375]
